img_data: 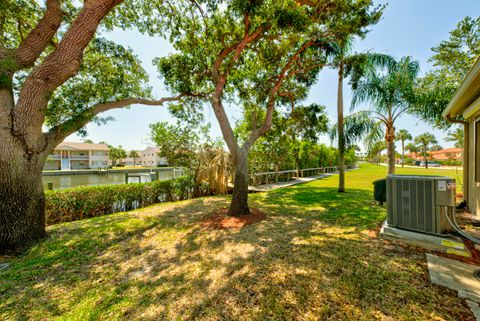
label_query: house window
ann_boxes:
[476,120,480,182]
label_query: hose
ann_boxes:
[443,206,480,245]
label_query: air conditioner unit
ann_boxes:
[386,175,456,235]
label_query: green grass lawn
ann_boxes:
[0,164,471,320]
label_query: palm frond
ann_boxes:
[343,110,382,147]
[345,52,396,89]
[350,73,387,111]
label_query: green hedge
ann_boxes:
[45,176,203,226]
[436,159,463,166]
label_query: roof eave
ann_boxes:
[443,57,480,119]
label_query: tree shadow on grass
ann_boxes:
[0,192,472,320]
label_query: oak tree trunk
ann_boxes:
[0,138,47,253]
[337,63,345,192]
[228,148,250,216]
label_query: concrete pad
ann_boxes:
[465,228,480,239]
[427,254,480,302]
[380,221,471,257]
[427,254,480,320]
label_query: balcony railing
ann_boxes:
[47,155,61,160]
[70,155,89,160]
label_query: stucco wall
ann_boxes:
[44,160,60,170]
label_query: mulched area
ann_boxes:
[201,208,267,230]
[458,240,480,265]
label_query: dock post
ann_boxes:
[47,183,53,190]
[125,172,129,184]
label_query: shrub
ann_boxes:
[436,159,463,167]
[45,176,200,225]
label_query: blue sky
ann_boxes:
[69,0,480,151]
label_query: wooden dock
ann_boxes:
[247,167,358,192]
[248,173,336,192]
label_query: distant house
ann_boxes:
[120,147,168,167]
[44,142,109,170]
[141,147,167,167]
[429,148,463,161]
[122,150,142,166]
[406,148,463,162]
[443,56,480,216]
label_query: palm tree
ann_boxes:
[129,150,140,166]
[366,141,386,165]
[332,37,395,191]
[405,143,419,161]
[196,145,232,196]
[414,133,438,168]
[445,127,464,148]
[396,129,412,167]
[348,56,420,174]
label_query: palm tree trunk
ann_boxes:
[424,146,428,169]
[337,62,346,192]
[401,140,405,168]
[385,124,395,174]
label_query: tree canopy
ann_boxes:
[155,0,384,152]
[154,0,384,216]
[413,16,480,127]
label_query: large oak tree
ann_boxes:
[0,0,197,253]
[157,0,383,216]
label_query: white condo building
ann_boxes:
[120,147,168,167]
[141,147,167,167]
[44,142,109,170]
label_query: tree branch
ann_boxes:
[14,0,63,69]
[44,94,192,150]
[13,0,124,143]
[210,14,268,157]
[243,40,317,150]
[188,0,209,33]
[287,61,328,78]
[279,92,296,111]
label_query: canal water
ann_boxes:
[42,169,184,190]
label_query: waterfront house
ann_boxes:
[119,147,168,167]
[443,56,480,217]
[45,142,109,170]
[141,147,167,167]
